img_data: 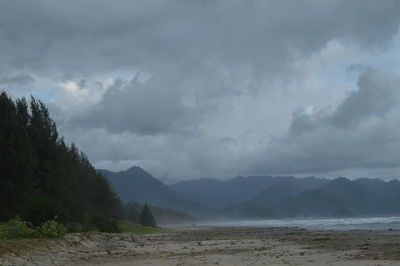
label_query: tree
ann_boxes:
[139,204,157,227]
[126,202,139,222]
[0,91,123,231]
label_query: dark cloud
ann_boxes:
[0,0,399,78]
[0,73,35,86]
[72,76,188,135]
[331,69,400,128]
[2,1,400,179]
[252,69,400,176]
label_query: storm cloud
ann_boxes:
[252,69,400,175]
[2,0,400,180]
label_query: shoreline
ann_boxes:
[1,226,400,265]
[188,215,400,231]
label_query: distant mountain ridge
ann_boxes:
[229,177,400,218]
[101,166,400,220]
[99,166,209,217]
[171,176,329,209]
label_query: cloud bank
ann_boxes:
[2,0,400,180]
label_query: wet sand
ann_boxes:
[2,227,400,265]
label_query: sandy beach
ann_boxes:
[2,226,400,265]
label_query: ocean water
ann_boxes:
[201,216,400,231]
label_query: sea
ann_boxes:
[200,216,400,231]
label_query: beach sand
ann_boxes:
[2,226,400,265]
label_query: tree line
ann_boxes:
[0,91,157,232]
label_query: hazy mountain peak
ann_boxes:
[389,179,400,185]
[333,177,350,182]
[251,180,305,205]
[102,166,209,217]
[323,177,360,192]
[125,165,147,174]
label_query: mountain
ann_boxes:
[319,177,383,214]
[354,178,400,212]
[100,166,209,217]
[171,175,328,209]
[354,178,400,197]
[171,178,230,209]
[101,166,173,203]
[353,178,388,194]
[236,177,397,218]
[224,178,327,217]
[101,166,400,220]
[385,180,400,200]
[272,189,352,217]
[276,177,385,217]
[251,180,306,206]
[223,180,305,218]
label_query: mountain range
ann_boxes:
[171,176,329,209]
[101,166,400,220]
[99,166,208,217]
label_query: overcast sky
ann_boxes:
[3,0,400,182]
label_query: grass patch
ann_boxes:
[117,220,166,234]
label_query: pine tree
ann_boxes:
[126,202,139,222]
[0,91,123,231]
[139,204,157,227]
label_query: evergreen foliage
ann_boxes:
[126,202,139,222]
[0,91,122,232]
[139,204,157,227]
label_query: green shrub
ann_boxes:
[39,220,67,238]
[0,216,69,239]
[0,216,38,239]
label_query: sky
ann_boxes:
[3,0,400,182]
